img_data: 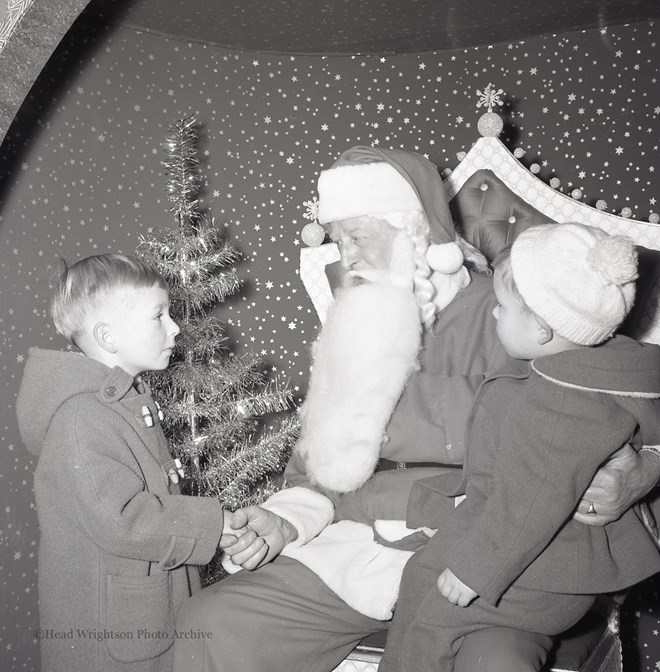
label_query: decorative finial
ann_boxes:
[301,196,325,246]
[476,84,505,138]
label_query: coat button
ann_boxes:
[106,386,117,397]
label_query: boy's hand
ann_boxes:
[223,506,298,571]
[437,568,478,607]
[219,511,266,564]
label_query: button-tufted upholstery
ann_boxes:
[449,168,555,262]
[450,168,660,344]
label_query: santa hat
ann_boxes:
[511,223,638,346]
[317,146,463,273]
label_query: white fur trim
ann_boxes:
[296,283,421,492]
[317,162,422,224]
[373,519,433,542]
[260,486,335,548]
[283,520,413,620]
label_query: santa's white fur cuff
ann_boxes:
[260,486,335,547]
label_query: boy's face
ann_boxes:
[105,283,179,377]
[328,216,398,283]
[492,265,542,360]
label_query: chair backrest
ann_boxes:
[300,136,660,345]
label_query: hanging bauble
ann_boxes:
[596,199,608,211]
[530,163,541,174]
[620,207,632,219]
[477,111,504,138]
[649,213,659,224]
[441,168,452,178]
[571,189,583,200]
[550,177,561,189]
[301,222,326,247]
[456,151,467,162]
[513,148,525,159]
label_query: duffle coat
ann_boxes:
[17,348,226,672]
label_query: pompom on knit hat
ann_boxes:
[316,146,456,246]
[510,222,638,346]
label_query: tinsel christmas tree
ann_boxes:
[136,117,298,580]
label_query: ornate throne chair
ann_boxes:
[299,134,660,672]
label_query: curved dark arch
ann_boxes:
[0,0,92,146]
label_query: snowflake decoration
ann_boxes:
[302,196,319,223]
[476,84,505,112]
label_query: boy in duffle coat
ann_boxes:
[16,254,315,672]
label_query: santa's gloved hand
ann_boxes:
[348,230,415,291]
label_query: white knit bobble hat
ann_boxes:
[510,223,638,346]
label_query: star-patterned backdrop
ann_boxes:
[0,11,659,671]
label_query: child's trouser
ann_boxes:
[379,552,595,672]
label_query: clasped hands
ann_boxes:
[219,506,298,571]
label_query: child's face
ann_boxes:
[492,265,542,360]
[106,283,179,377]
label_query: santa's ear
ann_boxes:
[535,314,553,345]
[92,322,117,353]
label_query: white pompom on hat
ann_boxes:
[510,223,638,346]
[426,241,465,274]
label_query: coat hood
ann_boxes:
[16,347,135,456]
[532,335,660,397]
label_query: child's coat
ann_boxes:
[17,348,226,672]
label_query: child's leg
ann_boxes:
[455,626,553,672]
[380,553,595,672]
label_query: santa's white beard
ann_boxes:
[296,282,422,492]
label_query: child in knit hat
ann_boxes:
[380,222,660,672]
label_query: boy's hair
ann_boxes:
[51,253,167,346]
[492,246,533,313]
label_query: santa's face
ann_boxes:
[328,217,398,282]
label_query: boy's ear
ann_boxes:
[92,322,117,353]
[535,314,553,345]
